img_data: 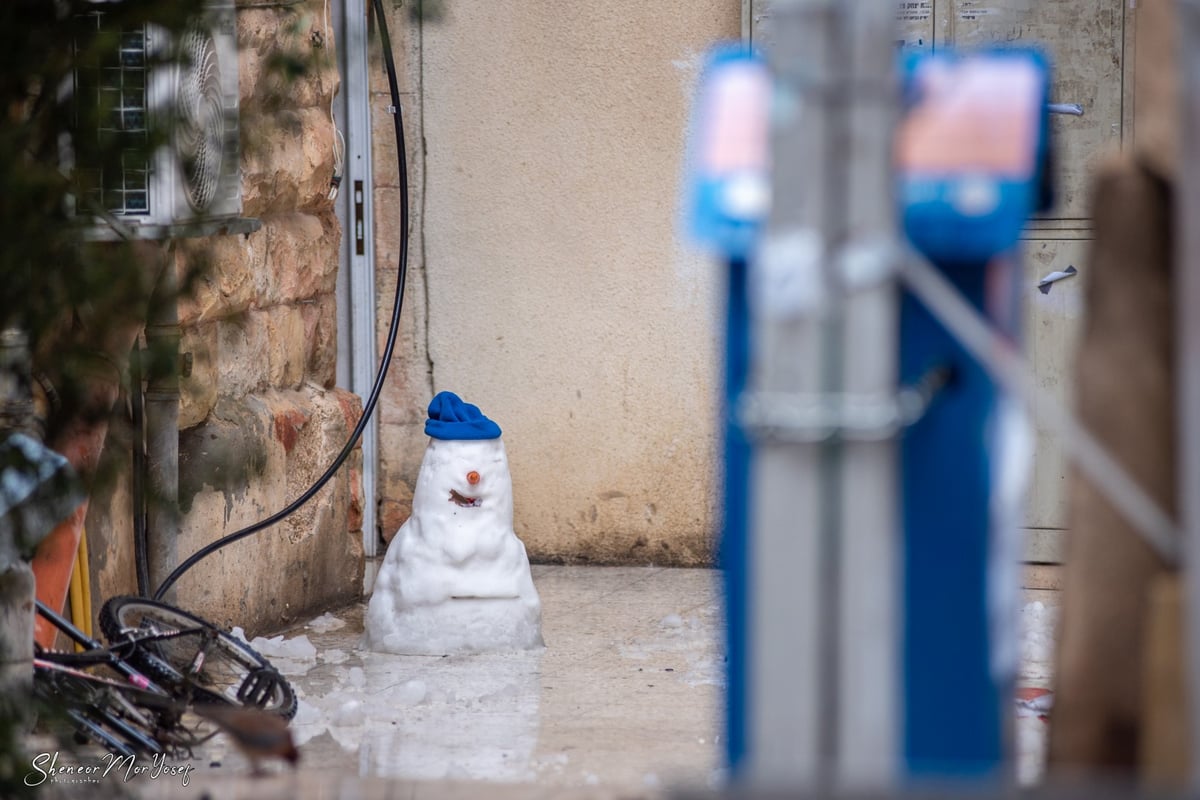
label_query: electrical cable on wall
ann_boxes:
[325,0,346,199]
[153,0,409,601]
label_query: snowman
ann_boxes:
[364,391,543,655]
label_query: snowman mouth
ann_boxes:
[449,489,481,508]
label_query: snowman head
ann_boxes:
[418,437,512,515]
[414,392,512,519]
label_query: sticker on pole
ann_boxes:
[896,49,1051,267]
[683,45,772,260]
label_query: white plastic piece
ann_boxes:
[839,237,897,291]
[752,229,826,319]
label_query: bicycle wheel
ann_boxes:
[99,596,297,720]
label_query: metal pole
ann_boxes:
[1175,0,1200,786]
[339,0,380,565]
[747,0,836,785]
[747,1,900,787]
[835,2,900,787]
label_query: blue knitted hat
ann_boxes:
[425,391,502,440]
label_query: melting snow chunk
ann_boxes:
[249,633,318,661]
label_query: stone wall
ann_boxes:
[86,1,364,635]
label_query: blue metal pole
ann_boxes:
[722,255,752,775]
[899,256,1019,779]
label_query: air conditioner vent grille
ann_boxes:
[176,25,224,212]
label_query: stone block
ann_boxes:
[242,108,337,217]
[172,385,364,631]
[257,211,339,307]
[371,91,423,192]
[304,292,338,389]
[348,461,364,535]
[177,233,258,326]
[178,395,272,518]
[266,304,307,390]
[238,7,338,115]
[215,312,270,398]
[179,323,218,429]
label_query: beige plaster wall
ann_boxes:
[376,2,740,565]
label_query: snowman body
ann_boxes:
[365,420,542,655]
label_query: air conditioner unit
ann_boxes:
[65,1,247,240]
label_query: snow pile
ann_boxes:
[364,434,542,655]
[289,648,542,782]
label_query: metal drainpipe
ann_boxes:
[143,242,180,602]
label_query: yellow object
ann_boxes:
[67,527,93,652]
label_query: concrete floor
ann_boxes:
[130,565,723,799]
[35,565,1061,798]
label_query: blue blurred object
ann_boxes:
[896,47,1050,781]
[683,45,772,260]
[0,433,82,568]
[897,48,1051,267]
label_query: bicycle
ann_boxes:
[33,594,297,758]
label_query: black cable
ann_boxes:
[130,343,151,597]
[152,0,409,600]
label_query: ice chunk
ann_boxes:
[660,614,684,629]
[291,699,322,726]
[347,666,366,689]
[249,633,317,661]
[395,679,427,706]
[321,648,349,664]
[332,699,364,726]
[306,612,347,633]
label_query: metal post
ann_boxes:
[1175,0,1200,786]
[835,2,901,787]
[746,0,835,785]
[336,0,379,564]
[743,1,899,788]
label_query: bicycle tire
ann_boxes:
[99,596,297,720]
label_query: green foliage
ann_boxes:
[0,2,214,785]
[0,1,210,442]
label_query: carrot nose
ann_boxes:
[467,471,480,485]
